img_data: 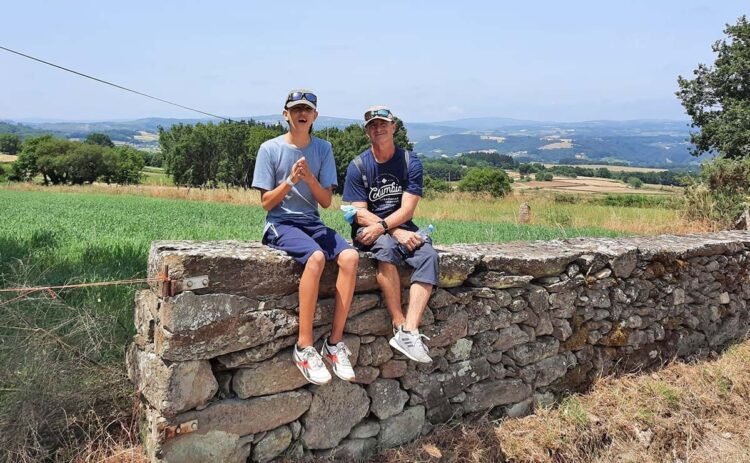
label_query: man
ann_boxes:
[252,89,359,384]
[342,106,439,363]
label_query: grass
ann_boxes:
[1,182,711,235]
[371,340,750,463]
[0,187,625,461]
[0,183,733,461]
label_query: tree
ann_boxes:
[0,134,22,155]
[393,117,414,151]
[101,146,145,184]
[316,125,369,191]
[66,143,107,184]
[11,135,53,181]
[84,133,115,148]
[458,167,512,197]
[677,16,750,159]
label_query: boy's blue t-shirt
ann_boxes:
[252,135,337,228]
[342,147,422,233]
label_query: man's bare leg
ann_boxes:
[377,261,405,328]
[404,282,432,332]
[330,249,359,343]
[297,251,326,347]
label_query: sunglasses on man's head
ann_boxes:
[286,92,317,106]
[364,109,393,122]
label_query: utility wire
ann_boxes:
[0,45,232,121]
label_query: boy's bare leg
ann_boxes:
[330,249,359,343]
[377,261,405,329]
[404,282,432,331]
[297,251,326,347]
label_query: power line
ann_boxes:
[0,45,232,121]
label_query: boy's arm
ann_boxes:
[259,184,291,211]
[299,159,333,208]
[254,148,305,211]
[301,143,337,208]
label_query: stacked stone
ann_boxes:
[128,232,750,462]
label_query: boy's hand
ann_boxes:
[295,157,312,183]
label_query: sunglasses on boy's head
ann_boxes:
[286,92,317,106]
[364,109,393,122]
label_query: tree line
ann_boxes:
[9,133,144,185]
[157,118,413,191]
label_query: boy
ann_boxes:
[252,89,359,384]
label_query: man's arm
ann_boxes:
[353,192,419,228]
[353,192,424,251]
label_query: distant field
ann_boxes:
[543,163,668,173]
[507,172,678,196]
[133,131,159,142]
[0,154,17,162]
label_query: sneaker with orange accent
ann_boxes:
[293,344,331,385]
[321,338,356,381]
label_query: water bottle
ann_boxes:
[397,224,434,257]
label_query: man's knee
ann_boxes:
[425,248,439,268]
[376,261,398,281]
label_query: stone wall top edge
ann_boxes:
[149,231,750,268]
[144,231,750,295]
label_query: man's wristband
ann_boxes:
[379,220,389,232]
[285,177,295,187]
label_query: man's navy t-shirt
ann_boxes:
[342,147,423,235]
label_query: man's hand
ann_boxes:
[391,228,424,252]
[355,223,385,246]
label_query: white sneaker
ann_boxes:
[293,344,331,385]
[321,338,356,381]
[389,325,432,363]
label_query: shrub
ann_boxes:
[683,157,750,227]
[458,167,512,197]
[535,172,554,181]
[423,175,451,197]
[627,177,644,189]
[544,208,573,227]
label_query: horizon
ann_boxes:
[3,114,692,126]
[1,1,746,122]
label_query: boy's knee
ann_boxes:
[338,248,359,269]
[306,251,326,272]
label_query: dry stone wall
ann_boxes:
[129,231,750,462]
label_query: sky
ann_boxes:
[0,0,746,123]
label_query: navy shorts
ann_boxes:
[358,233,439,286]
[263,220,353,265]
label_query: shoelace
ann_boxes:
[301,347,324,369]
[409,332,431,353]
[330,342,353,366]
